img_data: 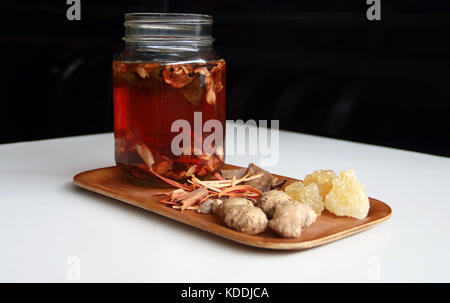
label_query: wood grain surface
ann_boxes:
[73,165,392,250]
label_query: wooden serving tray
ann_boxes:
[73,165,391,250]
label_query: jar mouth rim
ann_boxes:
[123,37,215,45]
[125,13,213,24]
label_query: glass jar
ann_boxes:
[113,13,226,185]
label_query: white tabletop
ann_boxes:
[1,125,449,282]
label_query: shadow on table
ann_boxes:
[65,181,307,255]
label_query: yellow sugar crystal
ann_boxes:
[284,181,324,215]
[303,169,338,200]
[325,169,370,219]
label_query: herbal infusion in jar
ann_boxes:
[113,13,225,184]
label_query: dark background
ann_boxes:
[1,0,449,156]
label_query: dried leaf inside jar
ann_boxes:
[182,76,205,105]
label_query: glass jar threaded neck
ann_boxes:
[123,13,214,48]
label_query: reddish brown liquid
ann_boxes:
[113,60,226,184]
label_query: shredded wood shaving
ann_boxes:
[172,205,199,210]
[148,168,264,211]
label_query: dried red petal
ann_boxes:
[136,63,159,79]
[194,67,216,104]
[163,64,195,88]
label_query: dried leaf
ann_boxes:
[220,168,247,179]
[244,163,275,192]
